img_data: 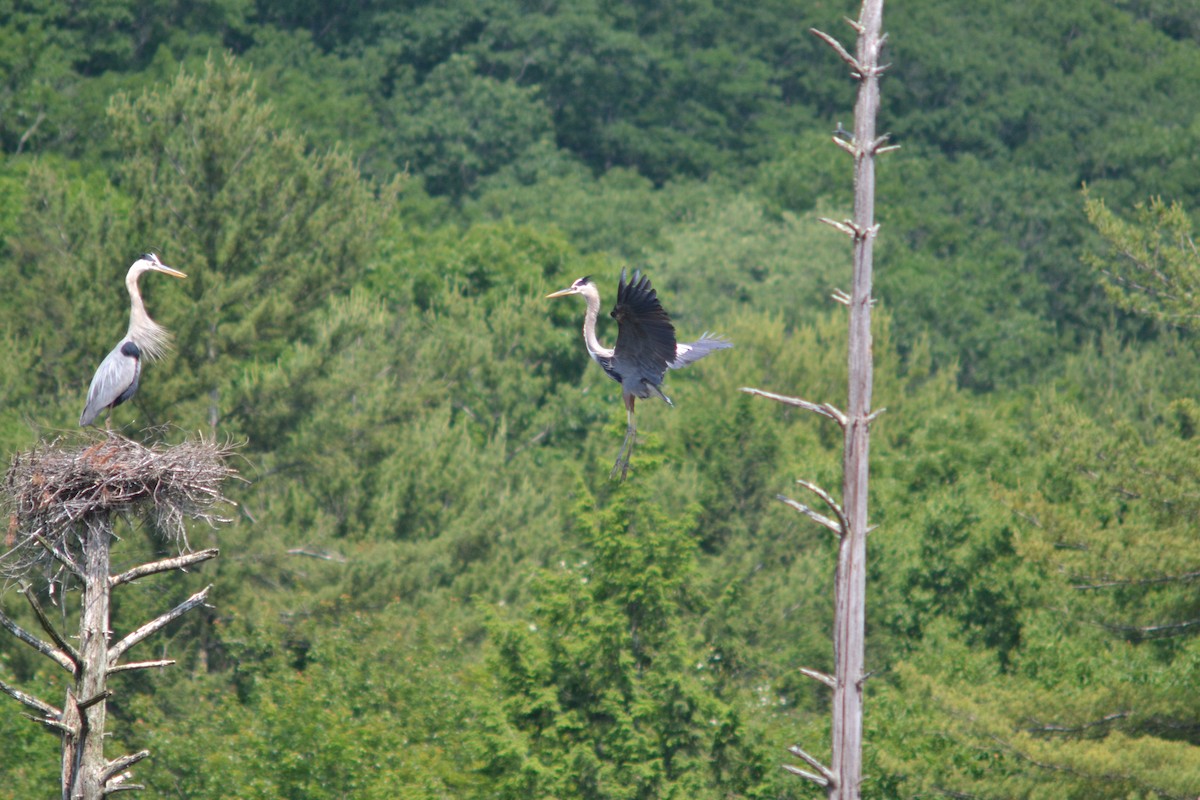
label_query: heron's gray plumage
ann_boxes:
[670,333,731,370]
[79,254,186,427]
[546,269,731,478]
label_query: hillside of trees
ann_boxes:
[2,1,1200,797]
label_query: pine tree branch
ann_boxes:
[108,659,176,675]
[741,387,848,427]
[810,28,862,73]
[0,606,76,673]
[110,549,219,587]
[108,586,210,663]
[1101,617,1200,638]
[77,690,113,712]
[1073,569,1200,590]
[800,666,837,689]
[778,495,842,535]
[31,532,85,579]
[103,750,150,783]
[788,744,836,783]
[23,713,74,736]
[795,479,849,534]
[104,783,145,794]
[20,583,80,667]
[783,763,832,787]
[0,676,61,719]
[1023,711,1129,735]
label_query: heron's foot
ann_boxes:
[610,428,636,481]
[610,453,631,481]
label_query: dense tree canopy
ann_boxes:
[2,1,1200,797]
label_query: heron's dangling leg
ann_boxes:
[611,394,637,480]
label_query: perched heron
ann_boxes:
[547,269,731,479]
[79,254,187,427]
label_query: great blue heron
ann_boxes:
[79,254,187,427]
[547,269,731,479]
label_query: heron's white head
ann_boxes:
[546,276,594,300]
[127,253,187,282]
[124,253,186,361]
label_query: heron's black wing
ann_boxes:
[611,269,676,385]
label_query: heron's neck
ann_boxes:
[582,290,613,359]
[126,273,172,361]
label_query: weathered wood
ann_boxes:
[0,606,76,674]
[107,659,176,675]
[828,3,886,799]
[107,587,210,664]
[102,750,149,784]
[21,584,81,668]
[110,548,219,587]
[777,495,842,535]
[68,517,114,800]
[0,676,61,718]
[739,387,848,427]
[799,666,837,689]
[32,533,85,579]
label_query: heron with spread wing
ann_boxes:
[80,254,187,427]
[547,269,731,479]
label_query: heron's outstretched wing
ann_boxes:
[80,342,139,426]
[670,333,732,369]
[611,269,676,384]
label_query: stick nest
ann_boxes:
[2,433,238,580]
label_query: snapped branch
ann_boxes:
[32,533,85,579]
[778,493,844,535]
[21,583,80,667]
[788,744,836,784]
[102,750,150,784]
[799,666,837,689]
[783,763,832,787]
[0,676,61,719]
[795,479,849,534]
[741,387,848,427]
[810,27,861,73]
[110,548,219,588]
[0,607,76,674]
[108,659,176,675]
[108,585,210,663]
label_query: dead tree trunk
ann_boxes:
[0,434,235,799]
[743,2,891,799]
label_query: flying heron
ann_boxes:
[547,269,731,479]
[79,253,187,427]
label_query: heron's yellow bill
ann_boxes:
[546,287,574,299]
[155,265,188,279]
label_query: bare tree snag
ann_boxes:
[0,433,236,800]
[741,2,890,799]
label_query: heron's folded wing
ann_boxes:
[80,344,137,425]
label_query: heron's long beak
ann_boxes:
[546,287,574,299]
[154,264,188,279]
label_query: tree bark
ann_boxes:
[830,4,886,798]
[63,516,113,800]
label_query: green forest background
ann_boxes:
[2,0,1200,796]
